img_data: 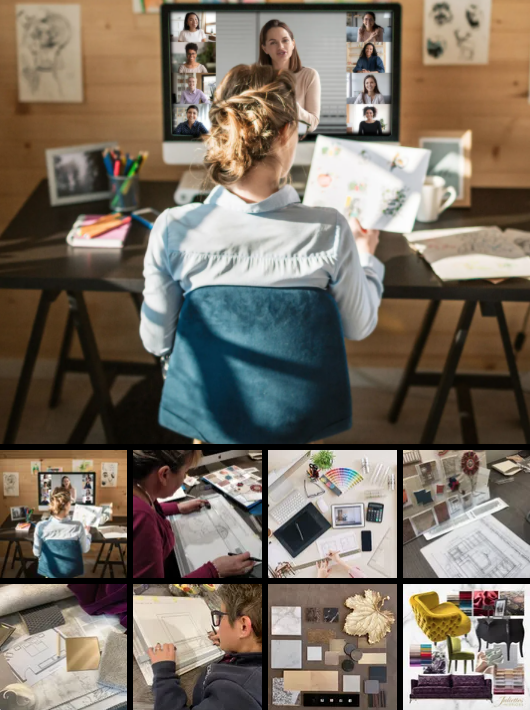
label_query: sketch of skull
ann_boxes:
[430,2,453,26]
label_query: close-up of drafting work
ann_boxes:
[133,584,262,710]
[0,584,126,710]
[133,449,262,579]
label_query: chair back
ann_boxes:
[159,286,352,443]
[38,539,84,578]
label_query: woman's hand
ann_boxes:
[208,631,221,646]
[316,559,331,578]
[212,552,255,577]
[178,499,210,515]
[349,217,380,255]
[327,550,347,568]
[147,643,176,665]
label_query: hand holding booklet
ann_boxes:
[303,135,431,233]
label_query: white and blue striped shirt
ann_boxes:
[33,516,92,558]
[140,184,385,356]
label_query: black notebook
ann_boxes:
[273,503,331,558]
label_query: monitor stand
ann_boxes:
[174,165,312,205]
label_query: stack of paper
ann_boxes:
[404,226,530,281]
[133,596,224,682]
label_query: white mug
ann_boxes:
[417,176,457,223]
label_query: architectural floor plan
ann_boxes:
[421,515,530,578]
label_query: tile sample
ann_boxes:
[271,607,302,636]
[324,608,339,623]
[305,608,322,623]
[324,651,339,665]
[365,680,380,694]
[358,653,386,664]
[272,677,301,706]
[343,675,361,692]
[358,637,387,649]
[329,639,346,652]
[369,666,387,683]
[307,629,336,644]
[283,671,339,692]
[271,640,302,669]
[307,646,322,661]
[65,636,100,671]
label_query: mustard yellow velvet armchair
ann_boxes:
[410,592,471,643]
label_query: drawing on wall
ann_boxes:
[15,4,83,102]
[303,135,431,233]
[72,460,93,472]
[101,463,118,488]
[424,0,492,65]
[421,516,530,577]
[3,472,19,497]
[31,461,41,476]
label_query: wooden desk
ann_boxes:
[3,181,530,443]
[0,513,127,578]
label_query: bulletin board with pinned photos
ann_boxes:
[403,450,489,545]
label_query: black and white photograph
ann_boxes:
[45,141,118,206]
[10,506,28,521]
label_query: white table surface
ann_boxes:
[268,449,397,578]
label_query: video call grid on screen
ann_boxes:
[161,3,401,143]
[38,472,96,509]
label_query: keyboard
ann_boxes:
[269,490,307,525]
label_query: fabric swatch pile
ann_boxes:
[410,644,432,667]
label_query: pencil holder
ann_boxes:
[108,174,140,212]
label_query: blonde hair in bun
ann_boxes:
[204,63,297,188]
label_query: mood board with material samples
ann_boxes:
[268,584,396,710]
[404,584,529,709]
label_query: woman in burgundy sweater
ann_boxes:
[133,450,255,578]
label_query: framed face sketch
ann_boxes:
[419,130,472,207]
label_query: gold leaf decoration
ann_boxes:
[343,589,395,644]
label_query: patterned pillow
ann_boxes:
[418,675,451,686]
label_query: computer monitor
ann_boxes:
[161,3,402,167]
[199,449,249,466]
[38,472,96,511]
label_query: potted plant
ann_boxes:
[309,450,335,473]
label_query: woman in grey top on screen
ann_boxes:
[178,43,208,74]
[357,12,384,43]
[258,19,321,132]
[353,43,385,73]
[354,74,385,104]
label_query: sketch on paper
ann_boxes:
[101,463,118,488]
[3,472,19,497]
[72,504,103,528]
[15,4,83,102]
[421,516,530,578]
[424,0,492,65]
[169,494,262,576]
[133,596,224,682]
[303,135,430,233]
[317,532,359,559]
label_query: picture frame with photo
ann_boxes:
[45,141,119,206]
[418,130,472,207]
[10,506,28,522]
[416,460,440,486]
[494,599,507,617]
